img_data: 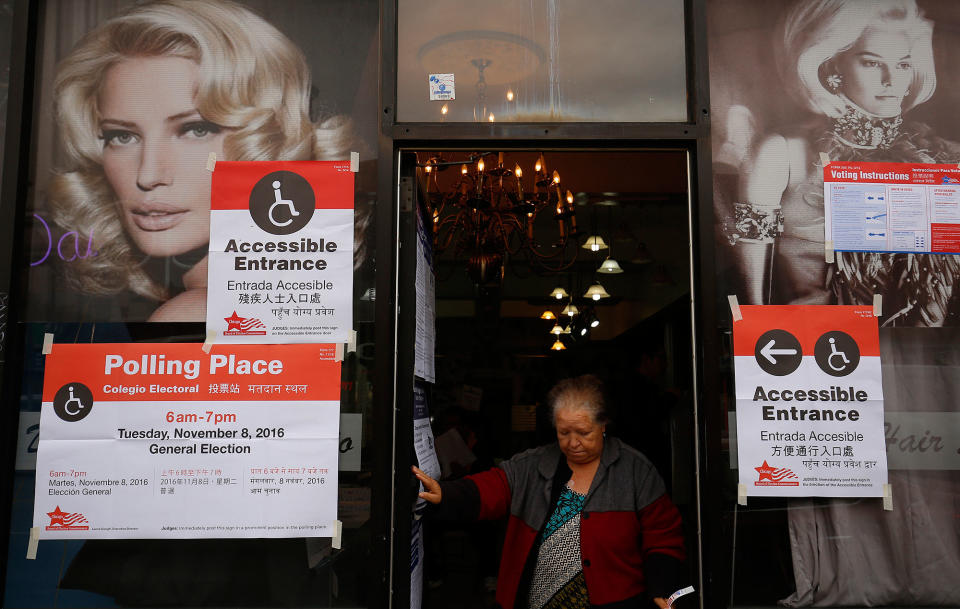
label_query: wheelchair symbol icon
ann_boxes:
[268,181,300,227]
[53,382,94,422]
[63,386,86,416]
[814,331,860,377]
[248,171,315,236]
[826,337,850,372]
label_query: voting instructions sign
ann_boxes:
[34,343,341,539]
[206,161,354,343]
[733,305,888,497]
[824,161,960,254]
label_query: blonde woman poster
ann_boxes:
[10,1,377,606]
[24,0,377,322]
[710,0,960,605]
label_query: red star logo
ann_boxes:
[47,506,69,526]
[755,461,776,481]
[224,311,245,331]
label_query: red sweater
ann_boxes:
[437,438,686,609]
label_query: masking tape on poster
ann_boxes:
[883,483,893,511]
[350,152,359,173]
[202,329,216,354]
[347,329,357,353]
[206,152,217,172]
[737,483,747,506]
[41,333,54,355]
[335,343,344,362]
[728,295,742,322]
[819,152,831,167]
[26,527,39,560]
[873,294,882,317]
[825,241,835,264]
[331,519,343,549]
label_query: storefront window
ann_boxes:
[5,0,380,606]
[709,0,960,606]
[396,0,687,123]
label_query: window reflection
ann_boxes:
[398,0,687,122]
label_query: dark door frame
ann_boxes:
[379,1,722,607]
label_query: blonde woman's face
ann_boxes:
[837,25,914,118]
[99,56,226,257]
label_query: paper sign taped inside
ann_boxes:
[429,74,455,101]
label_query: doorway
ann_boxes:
[401,149,700,609]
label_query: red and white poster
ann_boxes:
[824,161,960,254]
[206,161,354,343]
[733,305,888,497]
[34,343,341,539]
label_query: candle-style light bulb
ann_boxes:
[461,164,468,175]
[506,90,515,101]
[441,104,449,115]
[488,112,495,122]
[477,159,485,172]
[552,170,560,184]
[535,158,542,173]
[514,164,524,200]
[566,190,574,206]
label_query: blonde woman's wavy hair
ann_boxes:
[50,0,352,301]
[780,0,936,119]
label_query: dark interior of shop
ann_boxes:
[407,150,707,608]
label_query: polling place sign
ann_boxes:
[733,305,888,497]
[206,161,354,343]
[34,343,341,539]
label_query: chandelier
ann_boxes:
[421,152,580,284]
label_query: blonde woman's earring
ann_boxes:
[826,73,843,92]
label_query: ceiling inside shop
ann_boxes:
[415,150,691,343]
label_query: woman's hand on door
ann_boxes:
[412,465,442,504]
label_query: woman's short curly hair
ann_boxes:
[548,374,608,426]
[50,0,352,300]
[780,0,935,119]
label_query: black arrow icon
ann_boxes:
[754,330,802,376]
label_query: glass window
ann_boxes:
[397,0,687,123]
[708,0,960,606]
[5,0,380,606]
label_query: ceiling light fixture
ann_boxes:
[598,257,624,274]
[584,282,611,301]
[582,235,608,251]
[423,152,581,284]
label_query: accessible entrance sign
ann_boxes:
[732,305,888,497]
[34,343,341,539]
[206,161,354,343]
